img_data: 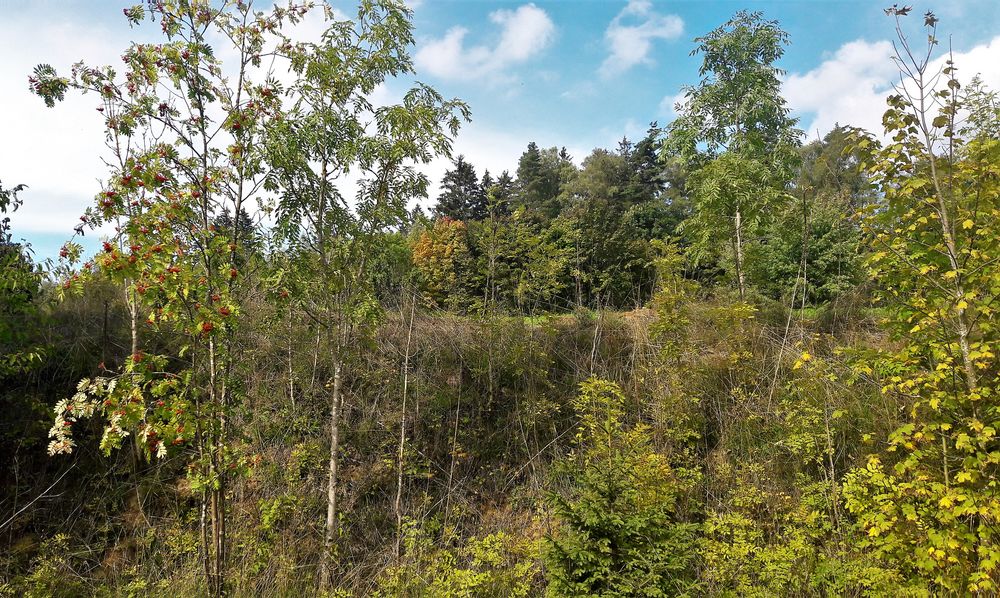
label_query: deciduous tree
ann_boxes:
[667,10,800,299]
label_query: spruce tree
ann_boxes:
[435,155,481,221]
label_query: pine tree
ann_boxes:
[492,170,515,217]
[435,155,481,221]
[544,379,698,596]
[515,143,572,222]
[626,123,665,204]
[475,170,493,221]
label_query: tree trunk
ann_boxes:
[320,361,342,590]
[206,337,227,598]
[395,297,416,560]
[734,207,746,300]
[287,317,295,409]
[209,485,225,597]
[800,190,810,312]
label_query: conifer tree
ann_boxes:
[434,155,481,221]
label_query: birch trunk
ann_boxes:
[395,297,416,560]
[320,361,343,590]
[734,207,746,300]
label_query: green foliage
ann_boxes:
[699,464,818,596]
[515,143,576,223]
[649,240,694,358]
[0,181,44,378]
[668,10,799,167]
[17,5,1000,598]
[556,146,663,307]
[667,10,800,298]
[544,378,698,596]
[2,534,86,598]
[412,218,473,309]
[747,127,867,303]
[842,10,1000,594]
[681,153,790,273]
[32,0,289,483]
[435,155,487,221]
[376,521,537,597]
[468,208,570,312]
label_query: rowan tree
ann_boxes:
[32,2,313,594]
[263,0,467,586]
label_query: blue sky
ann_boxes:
[2,0,999,261]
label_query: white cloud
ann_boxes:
[657,90,686,120]
[414,3,555,81]
[1,17,128,238]
[784,36,1000,138]
[783,40,897,137]
[947,36,1000,93]
[599,0,683,79]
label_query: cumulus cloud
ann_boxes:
[599,0,683,79]
[784,36,1000,138]
[414,4,555,81]
[0,17,127,239]
[782,40,897,137]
